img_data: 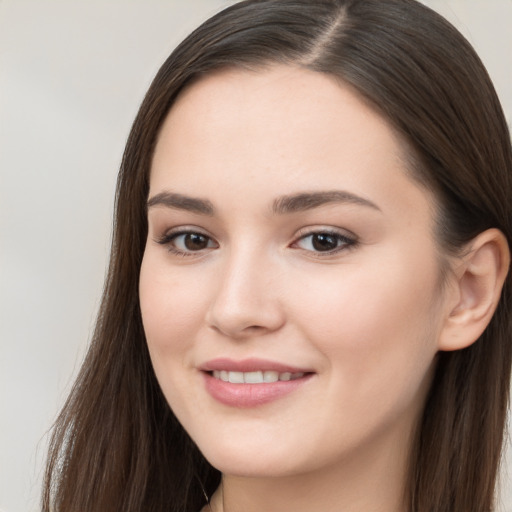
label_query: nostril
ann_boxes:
[205,294,286,338]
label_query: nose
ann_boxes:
[205,248,286,339]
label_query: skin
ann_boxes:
[139,66,461,512]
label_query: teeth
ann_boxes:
[245,371,264,383]
[212,370,305,383]
[228,371,244,383]
[263,371,279,383]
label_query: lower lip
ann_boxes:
[203,372,312,408]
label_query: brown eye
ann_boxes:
[294,231,356,254]
[311,233,339,251]
[157,231,218,255]
[182,233,210,251]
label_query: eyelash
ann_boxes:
[292,229,358,256]
[155,228,358,258]
[156,229,217,257]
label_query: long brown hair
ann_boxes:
[43,1,512,511]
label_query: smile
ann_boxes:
[201,359,314,407]
[212,370,306,384]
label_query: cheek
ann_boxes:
[287,251,442,401]
[139,253,208,357]
[139,253,213,415]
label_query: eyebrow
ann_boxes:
[272,190,381,214]
[146,189,381,216]
[147,192,215,215]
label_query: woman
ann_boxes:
[42,0,512,511]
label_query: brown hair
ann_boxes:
[43,1,512,511]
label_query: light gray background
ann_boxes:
[0,1,511,511]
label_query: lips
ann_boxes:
[200,358,314,407]
[200,357,311,374]
[212,370,305,383]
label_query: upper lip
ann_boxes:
[200,357,313,374]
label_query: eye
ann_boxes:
[173,233,214,251]
[156,230,218,256]
[293,230,356,254]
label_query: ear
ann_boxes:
[438,228,510,351]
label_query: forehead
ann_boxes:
[150,65,434,223]
[155,65,402,164]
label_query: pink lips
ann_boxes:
[201,357,309,374]
[200,358,314,408]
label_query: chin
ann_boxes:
[190,428,310,478]
[203,451,301,479]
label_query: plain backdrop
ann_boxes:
[0,1,511,511]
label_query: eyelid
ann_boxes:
[291,226,358,256]
[154,226,219,256]
[294,225,357,240]
[156,224,209,238]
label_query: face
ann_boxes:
[140,66,450,478]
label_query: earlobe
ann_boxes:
[438,228,510,351]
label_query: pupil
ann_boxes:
[185,233,208,250]
[312,233,338,251]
